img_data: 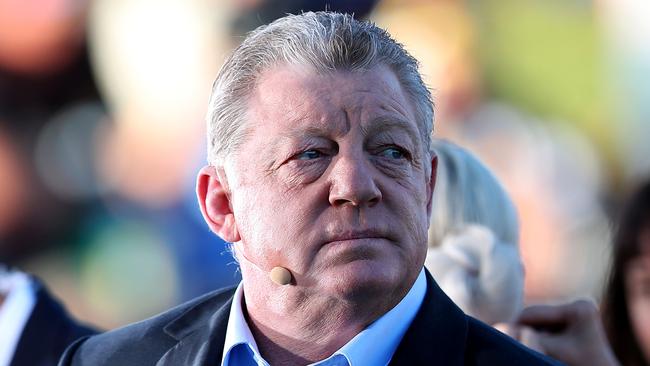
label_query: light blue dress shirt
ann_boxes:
[221,268,427,366]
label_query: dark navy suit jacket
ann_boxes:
[10,279,98,366]
[59,270,562,365]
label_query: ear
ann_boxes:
[196,165,241,242]
[426,153,438,218]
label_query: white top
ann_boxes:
[221,268,427,366]
[0,271,36,366]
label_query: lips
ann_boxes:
[323,229,390,245]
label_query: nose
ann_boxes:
[328,151,382,208]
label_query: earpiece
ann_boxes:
[237,247,293,286]
[269,266,292,286]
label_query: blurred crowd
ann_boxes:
[0,0,648,360]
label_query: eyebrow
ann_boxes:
[363,116,421,148]
[268,115,422,151]
[271,125,332,148]
[262,125,333,166]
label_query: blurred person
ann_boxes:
[498,180,650,365]
[448,103,611,303]
[426,139,524,325]
[0,0,104,262]
[0,0,87,76]
[601,180,650,365]
[0,9,105,359]
[0,266,98,366]
[59,12,558,366]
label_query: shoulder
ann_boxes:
[393,270,562,365]
[465,317,563,365]
[58,286,237,366]
[30,279,100,337]
[10,280,99,366]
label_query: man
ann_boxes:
[60,12,559,365]
[0,268,98,366]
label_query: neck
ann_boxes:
[246,310,362,365]
[241,276,410,365]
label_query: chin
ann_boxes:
[323,260,403,300]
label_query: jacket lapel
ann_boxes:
[155,272,466,366]
[390,270,468,365]
[156,288,235,366]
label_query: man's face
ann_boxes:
[225,63,435,300]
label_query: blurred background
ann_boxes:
[0,0,647,329]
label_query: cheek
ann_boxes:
[232,186,280,245]
[397,177,430,222]
[232,185,319,263]
[629,295,650,357]
[387,178,430,255]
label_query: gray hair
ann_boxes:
[206,11,434,167]
[428,139,520,247]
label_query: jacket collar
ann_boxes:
[155,269,468,366]
[156,287,236,366]
[389,269,468,365]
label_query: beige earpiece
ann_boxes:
[270,266,292,286]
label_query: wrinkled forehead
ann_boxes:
[245,62,428,145]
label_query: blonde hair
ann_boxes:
[426,140,523,324]
[428,139,519,247]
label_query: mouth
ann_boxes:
[323,230,390,245]
[317,229,393,266]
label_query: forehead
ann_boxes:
[246,63,419,138]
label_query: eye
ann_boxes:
[379,146,407,160]
[295,149,323,160]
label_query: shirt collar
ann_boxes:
[0,271,36,366]
[221,282,267,366]
[221,268,427,366]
